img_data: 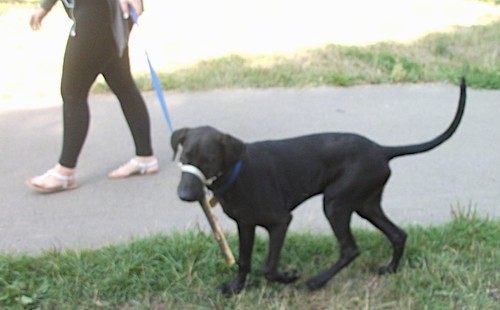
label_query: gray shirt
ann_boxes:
[40,0,132,57]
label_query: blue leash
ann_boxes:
[129,8,174,133]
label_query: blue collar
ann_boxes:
[212,160,243,194]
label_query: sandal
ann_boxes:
[108,158,159,179]
[26,169,77,193]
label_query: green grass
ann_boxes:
[0,0,38,4]
[1,210,498,309]
[0,0,34,14]
[3,1,499,90]
[92,17,500,92]
[479,0,500,5]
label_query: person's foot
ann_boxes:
[108,156,159,179]
[26,164,77,193]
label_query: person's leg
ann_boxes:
[102,43,158,178]
[103,47,154,157]
[28,0,114,191]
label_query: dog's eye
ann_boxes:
[181,149,194,161]
[179,153,189,163]
[199,156,218,175]
[206,156,216,164]
[200,157,215,169]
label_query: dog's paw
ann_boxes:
[305,276,327,291]
[220,281,244,296]
[378,264,397,275]
[265,269,300,284]
[279,270,301,283]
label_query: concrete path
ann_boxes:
[1,84,499,253]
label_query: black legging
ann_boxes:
[59,0,153,168]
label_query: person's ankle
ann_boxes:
[54,164,75,177]
[133,156,156,163]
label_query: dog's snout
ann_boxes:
[178,187,202,202]
[177,173,205,202]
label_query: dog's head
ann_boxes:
[171,126,246,202]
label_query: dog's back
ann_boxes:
[237,133,390,211]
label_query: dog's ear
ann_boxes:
[221,134,246,165]
[171,128,189,160]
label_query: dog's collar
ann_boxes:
[178,160,243,193]
[211,160,243,194]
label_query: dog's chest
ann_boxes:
[218,198,246,222]
[218,196,264,225]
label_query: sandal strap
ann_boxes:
[130,159,158,174]
[43,169,74,189]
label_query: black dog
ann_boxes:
[171,78,466,295]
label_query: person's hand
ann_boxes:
[119,0,143,19]
[29,7,49,31]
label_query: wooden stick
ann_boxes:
[199,196,235,266]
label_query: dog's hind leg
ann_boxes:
[263,215,300,284]
[306,198,360,290]
[357,198,407,274]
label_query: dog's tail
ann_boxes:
[383,77,466,160]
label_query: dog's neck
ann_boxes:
[209,160,243,195]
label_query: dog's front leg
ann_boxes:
[221,223,255,295]
[263,218,300,284]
